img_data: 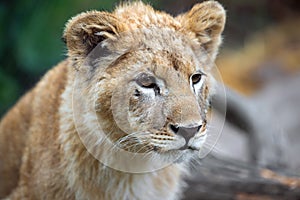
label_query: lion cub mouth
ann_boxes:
[151,129,207,154]
[115,125,207,156]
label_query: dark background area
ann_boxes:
[0,0,300,116]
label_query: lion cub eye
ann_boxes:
[190,72,205,93]
[136,73,156,88]
[191,73,202,85]
[136,73,160,95]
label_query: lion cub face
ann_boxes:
[64,1,225,163]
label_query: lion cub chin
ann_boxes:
[0,1,225,199]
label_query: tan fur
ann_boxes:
[0,1,225,199]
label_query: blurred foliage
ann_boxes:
[0,0,120,115]
[0,0,299,116]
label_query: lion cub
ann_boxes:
[0,1,225,199]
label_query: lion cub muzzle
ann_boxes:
[169,123,202,150]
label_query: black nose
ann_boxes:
[170,124,201,146]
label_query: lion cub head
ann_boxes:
[63,1,225,164]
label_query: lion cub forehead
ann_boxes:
[114,2,182,30]
[105,27,205,76]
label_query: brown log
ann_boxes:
[183,155,300,200]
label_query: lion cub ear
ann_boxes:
[63,11,122,58]
[178,1,226,60]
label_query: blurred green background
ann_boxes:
[0,0,299,116]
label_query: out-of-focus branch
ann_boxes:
[211,82,291,167]
[211,84,255,134]
[183,155,300,200]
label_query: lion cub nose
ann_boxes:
[170,124,201,147]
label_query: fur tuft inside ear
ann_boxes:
[178,1,226,60]
[63,11,122,59]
